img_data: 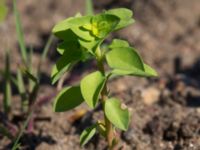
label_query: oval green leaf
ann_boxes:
[51,46,82,84]
[80,71,106,108]
[105,98,130,131]
[106,47,144,71]
[53,86,84,112]
[52,15,92,34]
[53,15,94,41]
[80,125,96,147]
[106,8,134,30]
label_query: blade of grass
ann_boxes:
[85,0,94,15]
[27,46,35,92]
[37,34,54,79]
[3,50,12,113]
[22,68,39,106]
[13,0,27,64]
[41,35,54,62]
[11,111,33,150]
[17,69,28,112]
[11,76,18,87]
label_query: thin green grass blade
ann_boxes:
[85,0,94,15]
[11,76,18,87]
[27,46,35,92]
[37,34,54,79]
[13,0,27,63]
[12,111,33,150]
[42,35,54,62]
[3,50,12,113]
[17,69,28,112]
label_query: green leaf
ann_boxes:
[105,98,130,131]
[51,59,74,85]
[51,42,83,84]
[80,71,106,108]
[53,86,84,112]
[53,28,78,41]
[52,17,72,34]
[71,26,95,41]
[112,64,158,77]
[13,0,27,63]
[57,40,80,55]
[109,39,129,49]
[91,14,120,38]
[106,47,144,71]
[106,8,134,30]
[68,15,92,26]
[78,38,101,54]
[80,125,96,146]
[106,47,158,77]
[52,15,94,41]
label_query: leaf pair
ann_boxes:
[54,71,130,131]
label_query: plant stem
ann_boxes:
[96,49,115,149]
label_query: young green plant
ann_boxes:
[52,8,157,149]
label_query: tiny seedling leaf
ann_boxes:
[106,8,134,30]
[105,98,130,131]
[80,125,96,146]
[91,14,119,38]
[53,86,84,112]
[80,71,106,108]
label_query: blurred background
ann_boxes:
[0,0,200,150]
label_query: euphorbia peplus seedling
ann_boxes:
[52,8,157,149]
